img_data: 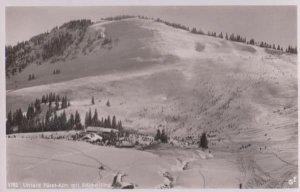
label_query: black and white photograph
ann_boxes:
[1,1,299,190]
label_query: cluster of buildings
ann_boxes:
[79,126,155,148]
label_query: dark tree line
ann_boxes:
[6,19,93,77]
[225,33,247,43]
[154,129,168,143]
[102,15,136,21]
[28,74,36,81]
[44,110,83,132]
[286,45,297,54]
[101,37,112,46]
[41,92,70,109]
[191,27,205,35]
[6,108,83,134]
[5,41,33,77]
[155,18,190,31]
[42,32,73,60]
[53,69,61,75]
[59,19,92,30]
[30,32,50,46]
[6,93,73,134]
[207,31,217,37]
[84,108,123,131]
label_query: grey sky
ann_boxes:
[6,6,297,48]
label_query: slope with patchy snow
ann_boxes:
[6,18,298,188]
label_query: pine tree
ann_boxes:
[45,94,49,103]
[49,100,52,108]
[155,129,161,141]
[53,111,58,131]
[91,96,95,105]
[34,99,41,113]
[85,112,89,127]
[219,32,223,39]
[101,117,104,127]
[107,115,111,128]
[45,109,51,130]
[26,104,34,120]
[61,110,67,130]
[55,100,59,110]
[93,109,98,125]
[75,111,82,130]
[161,129,168,143]
[88,108,92,126]
[68,113,75,130]
[117,120,123,131]
[112,115,117,129]
[42,95,46,103]
[61,96,65,109]
[199,132,208,149]
[6,111,13,134]
[191,27,197,34]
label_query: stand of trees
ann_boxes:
[5,41,33,77]
[102,15,136,21]
[6,108,83,134]
[286,45,297,54]
[41,92,70,109]
[5,19,93,77]
[155,18,190,31]
[6,93,72,134]
[225,33,247,43]
[53,69,61,75]
[28,74,36,81]
[42,32,73,60]
[84,108,123,131]
[101,37,112,46]
[6,106,82,134]
[191,27,205,35]
[59,19,92,30]
[154,129,168,143]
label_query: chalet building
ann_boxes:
[85,126,119,135]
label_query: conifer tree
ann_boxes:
[74,111,82,130]
[107,115,111,128]
[199,132,208,149]
[68,113,75,130]
[88,108,92,126]
[112,115,116,129]
[161,129,168,143]
[55,100,59,110]
[155,129,161,141]
[93,109,98,125]
[85,112,89,127]
[6,111,13,134]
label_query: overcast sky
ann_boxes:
[6,6,297,48]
